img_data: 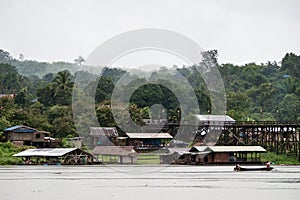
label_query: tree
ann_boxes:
[26,101,52,131]
[36,84,55,107]
[14,88,29,107]
[226,91,254,120]
[95,77,114,103]
[52,70,74,105]
[74,56,85,66]
[46,105,76,138]
[0,117,11,138]
[96,105,117,128]
[130,83,164,108]
[200,50,219,69]
[0,49,13,63]
[281,53,300,78]
[279,94,300,121]
[101,67,126,83]
[42,73,54,82]
[19,54,24,61]
[0,97,14,134]
[194,85,211,114]
[0,63,21,93]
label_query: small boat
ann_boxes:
[234,166,273,172]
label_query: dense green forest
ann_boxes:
[1,49,300,139]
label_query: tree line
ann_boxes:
[1,49,300,139]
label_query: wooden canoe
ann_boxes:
[234,166,273,171]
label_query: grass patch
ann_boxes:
[261,151,300,165]
[137,154,160,164]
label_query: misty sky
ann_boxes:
[0,0,299,67]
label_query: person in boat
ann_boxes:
[234,164,241,171]
[266,161,271,168]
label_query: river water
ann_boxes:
[0,165,299,200]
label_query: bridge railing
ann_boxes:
[166,121,300,126]
[230,121,300,126]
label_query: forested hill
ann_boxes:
[0,49,102,77]
[1,48,300,138]
[219,52,300,122]
[0,49,77,77]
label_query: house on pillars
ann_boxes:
[3,125,61,147]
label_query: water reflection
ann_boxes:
[0,165,299,200]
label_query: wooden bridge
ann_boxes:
[159,121,300,161]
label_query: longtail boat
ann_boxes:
[234,166,273,172]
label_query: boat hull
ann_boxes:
[234,166,273,171]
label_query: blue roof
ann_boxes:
[4,125,22,131]
[4,125,36,132]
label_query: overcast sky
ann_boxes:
[0,0,299,67]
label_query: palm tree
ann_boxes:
[52,70,74,105]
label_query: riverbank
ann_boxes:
[261,151,300,165]
[1,142,300,165]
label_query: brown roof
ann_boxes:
[92,146,136,156]
[36,131,51,135]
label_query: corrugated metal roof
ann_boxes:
[4,125,22,131]
[189,146,208,152]
[92,146,136,156]
[209,146,266,152]
[195,115,235,122]
[167,148,189,155]
[36,130,51,135]
[192,146,266,153]
[4,125,37,132]
[126,133,173,139]
[13,148,77,157]
[89,127,118,137]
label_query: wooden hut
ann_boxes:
[92,146,137,164]
[188,146,267,165]
[4,125,60,147]
[89,127,119,146]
